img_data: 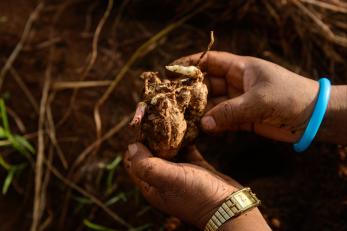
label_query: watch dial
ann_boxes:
[234,192,253,208]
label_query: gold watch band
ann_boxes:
[204,187,261,231]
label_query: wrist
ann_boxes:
[218,208,271,231]
[197,186,238,229]
[317,85,347,144]
[199,188,270,231]
[328,85,347,116]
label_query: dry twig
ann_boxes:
[111,0,130,34]
[38,146,53,231]
[31,50,51,231]
[80,0,113,78]
[31,1,71,229]
[58,0,113,126]
[10,67,40,113]
[292,0,347,47]
[6,107,26,133]
[52,80,112,90]
[82,1,99,36]
[197,31,215,67]
[0,2,44,90]
[46,94,68,169]
[300,0,347,13]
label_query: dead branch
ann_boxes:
[38,145,53,231]
[10,67,40,113]
[31,49,51,231]
[81,0,113,78]
[34,37,62,50]
[31,1,70,229]
[52,80,112,90]
[0,2,44,90]
[300,0,347,13]
[111,0,131,35]
[46,93,68,169]
[292,0,347,47]
[6,107,26,133]
[197,31,215,67]
[82,1,99,36]
[38,208,53,231]
[57,0,113,127]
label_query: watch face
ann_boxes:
[233,191,253,208]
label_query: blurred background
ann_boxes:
[0,0,347,230]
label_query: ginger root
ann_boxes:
[130,65,208,159]
[131,31,214,159]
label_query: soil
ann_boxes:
[0,0,346,231]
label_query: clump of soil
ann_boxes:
[130,65,208,159]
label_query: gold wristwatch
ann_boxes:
[204,187,261,231]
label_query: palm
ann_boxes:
[125,144,238,228]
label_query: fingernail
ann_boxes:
[128,143,138,157]
[201,116,216,130]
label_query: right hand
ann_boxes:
[173,51,319,142]
[124,143,271,231]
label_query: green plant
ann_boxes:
[84,219,118,231]
[106,154,122,193]
[84,219,151,231]
[0,99,35,194]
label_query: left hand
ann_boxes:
[124,143,269,230]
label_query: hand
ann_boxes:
[124,143,270,230]
[173,51,320,142]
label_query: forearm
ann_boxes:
[318,85,347,145]
[219,209,271,231]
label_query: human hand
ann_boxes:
[173,51,320,142]
[124,143,270,230]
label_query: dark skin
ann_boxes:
[124,143,270,230]
[125,51,347,230]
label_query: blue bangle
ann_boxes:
[293,78,331,152]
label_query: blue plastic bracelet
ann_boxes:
[293,78,331,152]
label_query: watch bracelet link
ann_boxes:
[204,187,261,231]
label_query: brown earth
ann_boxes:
[0,0,346,231]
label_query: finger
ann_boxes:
[201,93,264,133]
[206,96,228,112]
[205,76,243,98]
[124,150,153,192]
[227,83,243,98]
[124,148,148,189]
[184,146,242,187]
[172,51,245,89]
[124,150,166,208]
[126,143,182,189]
[204,77,227,97]
[184,145,216,171]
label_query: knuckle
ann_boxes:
[221,102,236,124]
[158,165,186,196]
[252,89,270,107]
[242,56,254,69]
[137,158,156,179]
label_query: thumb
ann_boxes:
[201,94,261,133]
[184,145,216,171]
[125,143,181,190]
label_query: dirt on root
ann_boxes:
[132,66,207,159]
[0,0,346,231]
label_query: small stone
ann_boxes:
[271,218,281,229]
